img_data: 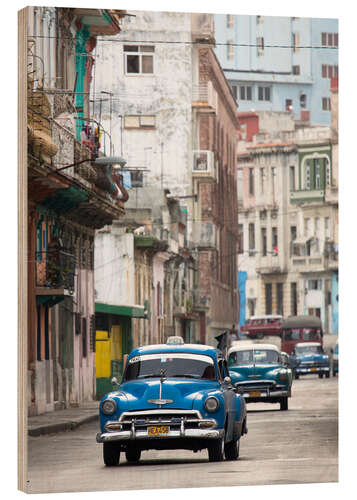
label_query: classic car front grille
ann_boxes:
[235,380,276,391]
[300,361,328,368]
[117,410,202,432]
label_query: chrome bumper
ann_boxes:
[96,427,224,443]
[243,390,289,398]
[296,366,329,373]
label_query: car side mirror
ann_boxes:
[111,376,120,387]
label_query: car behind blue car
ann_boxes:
[289,342,330,379]
[96,337,247,465]
[228,343,292,410]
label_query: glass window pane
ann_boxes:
[126,54,139,73]
[247,86,252,100]
[124,116,140,128]
[140,45,155,52]
[142,55,153,73]
[124,45,139,52]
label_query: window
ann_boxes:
[290,166,296,190]
[291,283,298,316]
[257,37,264,56]
[277,283,284,316]
[272,227,278,252]
[260,167,265,193]
[292,33,300,52]
[249,168,255,195]
[265,284,272,315]
[286,99,293,112]
[258,86,271,101]
[124,115,156,129]
[271,166,276,195]
[321,32,338,47]
[300,94,306,108]
[227,40,234,60]
[315,163,321,189]
[231,84,238,99]
[261,227,267,256]
[304,218,310,236]
[124,45,154,74]
[227,14,234,28]
[248,223,255,253]
[130,170,144,187]
[308,279,322,290]
[238,224,244,254]
[322,65,338,78]
[239,85,252,100]
[292,65,300,75]
[322,97,331,111]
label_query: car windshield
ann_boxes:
[229,349,279,365]
[123,352,216,381]
[295,345,323,355]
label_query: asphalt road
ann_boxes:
[27,373,338,494]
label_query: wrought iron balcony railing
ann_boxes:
[36,249,75,293]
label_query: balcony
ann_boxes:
[193,221,217,250]
[192,150,216,183]
[290,189,325,204]
[192,82,217,114]
[36,249,75,306]
[291,256,325,273]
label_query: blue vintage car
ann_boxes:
[289,342,330,379]
[96,337,247,466]
[228,343,292,411]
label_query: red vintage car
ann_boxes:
[240,315,283,339]
[281,315,323,355]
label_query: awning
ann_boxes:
[95,302,147,318]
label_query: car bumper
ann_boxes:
[295,366,330,374]
[96,427,224,443]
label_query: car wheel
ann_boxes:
[333,371,336,377]
[125,447,141,463]
[294,373,299,380]
[325,372,330,378]
[280,397,288,411]
[224,438,240,460]
[103,442,120,466]
[208,434,225,462]
[256,332,264,339]
[319,373,323,379]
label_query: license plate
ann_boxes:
[249,391,261,397]
[148,425,169,436]
[311,367,317,372]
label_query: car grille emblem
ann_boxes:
[148,399,173,405]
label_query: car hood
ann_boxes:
[229,363,282,380]
[297,353,327,362]
[117,378,218,411]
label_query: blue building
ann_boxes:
[214,14,338,125]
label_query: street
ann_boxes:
[27,373,338,494]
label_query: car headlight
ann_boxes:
[101,398,117,415]
[204,396,219,413]
[278,371,289,382]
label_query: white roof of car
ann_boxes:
[228,343,280,355]
[295,342,321,348]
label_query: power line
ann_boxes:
[27,33,338,50]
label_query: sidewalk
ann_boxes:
[28,401,100,437]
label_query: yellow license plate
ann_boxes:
[311,367,317,371]
[148,425,169,436]
[249,391,261,397]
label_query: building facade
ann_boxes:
[26,7,128,415]
[214,14,338,126]
[93,11,239,346]
[237,108,338,334]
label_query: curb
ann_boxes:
[28,414,99,437]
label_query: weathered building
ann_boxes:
[237,105,338,334]
[93,11,239,346]
[26,7,128,415]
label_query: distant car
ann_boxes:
[96,337,248,466]
[289,342,330,379]
[228,343,292,411]
[331,342,338,376]
[240,315,283,339]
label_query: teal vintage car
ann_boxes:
[96,337,248,466]
[228,343,293,411]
